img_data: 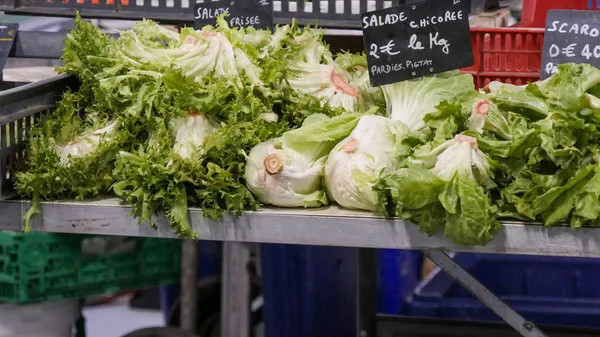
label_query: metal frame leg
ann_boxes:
[221,242,251,337]
[357,248,377,337]
[423,249,548,337]
[180,239,198,333]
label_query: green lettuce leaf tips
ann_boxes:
[491,86,549,121]
[14,92,126,231]
[537,63,600,112]
[382,71,475,131]
[376,135,499,246]
[478,63,600,228]
[112,114,217,238]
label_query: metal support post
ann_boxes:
[221,242,251,337]
[357,248,377,337]
[180,239,198,333]
[423,249,547,337]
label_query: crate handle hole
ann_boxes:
[305,2,312,13]
[319,1,327,14]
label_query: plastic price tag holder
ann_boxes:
[361,0,473,86]
[541,10,600,79]
[194,0,273,30]
[0,24,18,82]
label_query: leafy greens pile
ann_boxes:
[15,13,380,236]
[374,63,600,246]
[14,13,600,246]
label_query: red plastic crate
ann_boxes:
[462,27,545,89]
[461,0,600,89]
[517,0,599,28]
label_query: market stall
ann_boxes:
[2,0,600,337]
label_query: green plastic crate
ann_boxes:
[0,232,181,303]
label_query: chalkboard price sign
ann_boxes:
[541,10,600,79]
[361,0,474,86]
[0,23,18,75]
[194,0,273,31]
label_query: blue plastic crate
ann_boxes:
[377,249,423,315]
[261,245,422,337]
[261,244,358,337]
[405,253,600,328]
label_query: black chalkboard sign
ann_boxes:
[0,23,17,78]
[361,0,474,86]
[194,0,273,30]
[541,10,600,79]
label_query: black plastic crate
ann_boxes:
[0,0,488,28]
[0,0,411,28]
[0,74,77,198]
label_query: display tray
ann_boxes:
[1,198,600,257]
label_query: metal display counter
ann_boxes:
[0,199,598,258]
[1,199,599,337]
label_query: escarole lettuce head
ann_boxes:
[245,113,362,207]
[432,135,491,185]
[467,99,512,140]
[376,135,499,246]
[324,115,410,211]
[382,71,475,131]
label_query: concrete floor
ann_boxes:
[83,299,164,337]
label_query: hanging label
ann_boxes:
[0,23,18,75]
[541,10,600,79]
[194,0,273,31]
[361,0,473,86]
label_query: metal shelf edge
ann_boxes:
[1,199,600,258]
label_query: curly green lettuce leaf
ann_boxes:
[192,119,290,218]
[382,71,476,131]
[335,51,368,74]
[113,149,196,238]
[57,11,114,80]
[491,88,548,121]
[14,92,126,230]
[499,157,600,227]
[442,172,499,246]
[376,168,445,214]
[537,63,600,112]
[377,135,498,246]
